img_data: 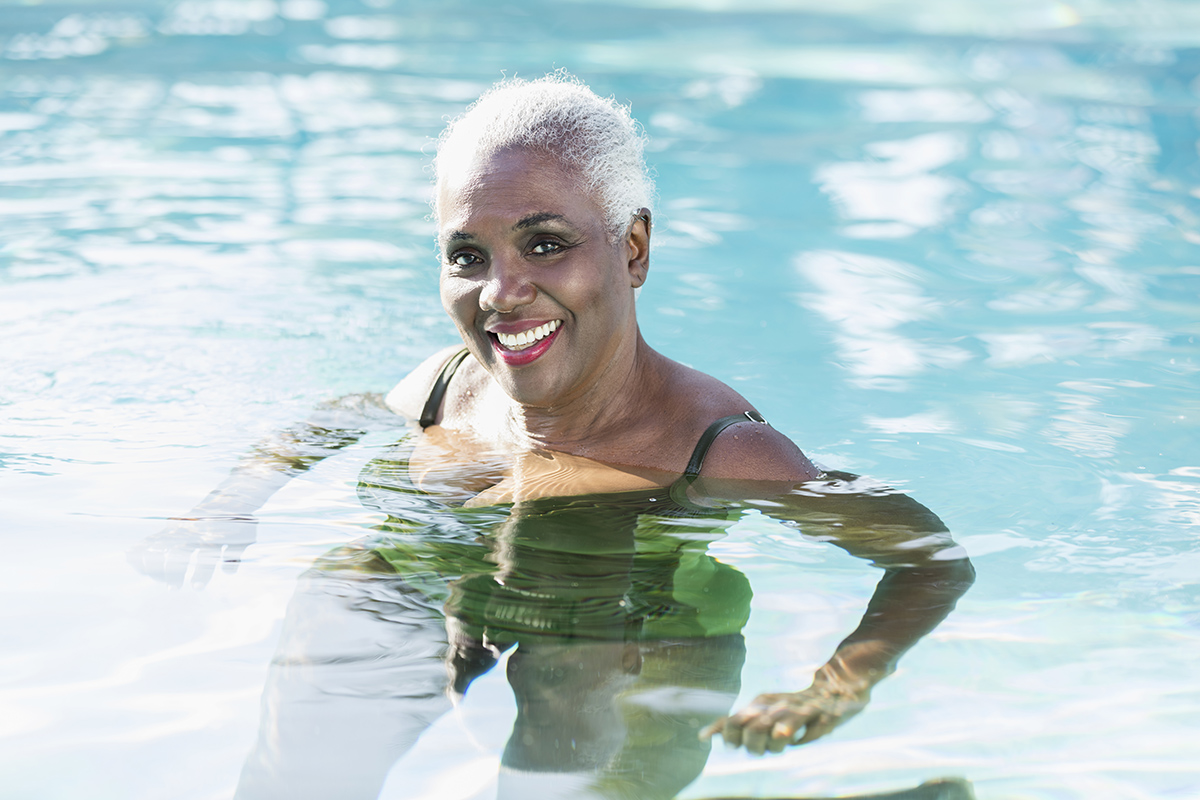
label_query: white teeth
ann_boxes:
[494,320,560,350]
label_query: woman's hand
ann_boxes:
[700,679,871,755]
[701,641,889,755]
[128,515,257,589]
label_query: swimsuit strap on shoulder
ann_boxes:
[419,348,470,429]
[682,410,768,478]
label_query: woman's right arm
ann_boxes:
[130,392,409,588]
[131,346,467,587]
[130,393,399,587]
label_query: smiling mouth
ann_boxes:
[493,320,561,351]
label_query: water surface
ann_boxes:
[2,1,1199,798]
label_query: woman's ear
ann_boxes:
[626,208,651,289]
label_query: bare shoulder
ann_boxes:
[700,418,820,482]
[665,359,820,483]
[384,344,469,422]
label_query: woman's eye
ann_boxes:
[446,251,482,269]
[530,240,564,256]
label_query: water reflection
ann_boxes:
[815,131,967,237]
[793,251,970,389]
[5,0,1200,796]
[135,412,973,799]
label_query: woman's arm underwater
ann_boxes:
[131,344,507,588]
[129,393,401,587]
[693,471,975,755]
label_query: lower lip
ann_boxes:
[491,326,561,367]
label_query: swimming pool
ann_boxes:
[2,0,1198,797]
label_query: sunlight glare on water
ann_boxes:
[2,1,1199,798]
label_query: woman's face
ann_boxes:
[437,148,648,409]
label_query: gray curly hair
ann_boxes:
[435,73,654,242]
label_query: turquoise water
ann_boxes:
[2,0,1199,798]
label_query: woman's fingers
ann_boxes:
[700,691,850,754]
[698,718,725,742]
[700,697,770,747]
[711,708,756,748]
[701,694,822,754]
[794,714,838,745]
[755,699,825,754]
[128,518,257,588]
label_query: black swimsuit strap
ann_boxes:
[682,410,769,478]
[667,410,769,509]
[418,348,768,482]
[419,348,470,429]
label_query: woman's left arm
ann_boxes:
[696,472,975,755]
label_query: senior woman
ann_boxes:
[392,76,818,504]
[139,74,974,799]
[392,73,965,748]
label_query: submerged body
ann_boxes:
[235,441,756,799]
[227,411,965,799]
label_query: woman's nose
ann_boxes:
[479,257,536,313]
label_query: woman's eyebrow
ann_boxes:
[442,213,569,245]
[513,212,569,230]
[444,230,473,243]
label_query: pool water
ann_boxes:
[2,0,1199,798]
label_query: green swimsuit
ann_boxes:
[352,348,764,645]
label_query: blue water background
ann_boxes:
[2,1,1199,798]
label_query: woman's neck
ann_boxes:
[502,334,667,458]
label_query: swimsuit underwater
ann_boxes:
[345,347,764,652]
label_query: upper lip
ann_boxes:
[485,319,560,335]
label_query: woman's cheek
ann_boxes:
[440,277,474,317]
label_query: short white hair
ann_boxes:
[435,73,654,242]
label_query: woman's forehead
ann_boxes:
[436,148,602,235]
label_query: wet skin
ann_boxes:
[421,147,820,483]
[437,147,647,413]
